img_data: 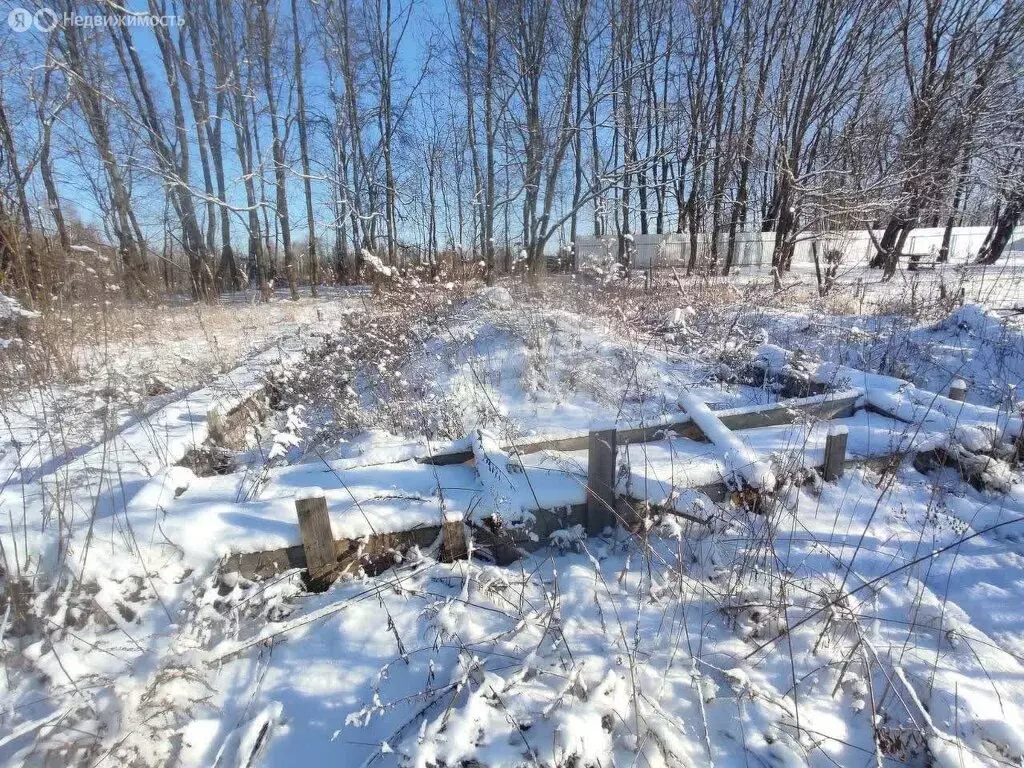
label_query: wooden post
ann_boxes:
[295,492,337,582]
[822,426,848,482]
[948,378,967,402]
[440,519,467,562]
[586,428,617,535]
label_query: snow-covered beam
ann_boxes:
[678,393,777,492]
[418,388,865,466]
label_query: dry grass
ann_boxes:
[0,288,361,402]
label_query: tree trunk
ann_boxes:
[0,100,42,303]
[114,14,211,299]
[257,0,298,300]
[977,189,1022,265]
[203,0,242,292]
[292,0,319,296]
[59,13,147,297]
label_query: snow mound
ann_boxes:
[904,303,1024,406]
[478,285,514,310]
[760,302,1024,408]
[396,298,737,442]
[936,303,1006,337]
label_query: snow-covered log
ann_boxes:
[678,392,777,491]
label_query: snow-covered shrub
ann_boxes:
[0,291,39,349]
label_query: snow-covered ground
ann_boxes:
[4,270,1024,767]
[182,463,1024,768]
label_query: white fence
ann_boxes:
[575,226,1024,270]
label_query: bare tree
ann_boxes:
[870,0,1023,279]
[291,0,319,295]
[256,0,299,299]
[55,6,149,297]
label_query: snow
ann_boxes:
[0,291,38,322]
[157,460,1024,767]
[6,280,1024,767]
[362,251,393,278]
[0,291,38,348]
[0,342,314,580]
[757,340,1024,439]
[620,408,943,508]
[760,300,1024,410]
[679,390,777,490]
[395,294,759,446]
[478,285,514,310]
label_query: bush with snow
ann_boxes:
[0,291,39,348]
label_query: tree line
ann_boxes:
[0,0,1022,306]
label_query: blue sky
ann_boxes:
[5,0,462,253]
